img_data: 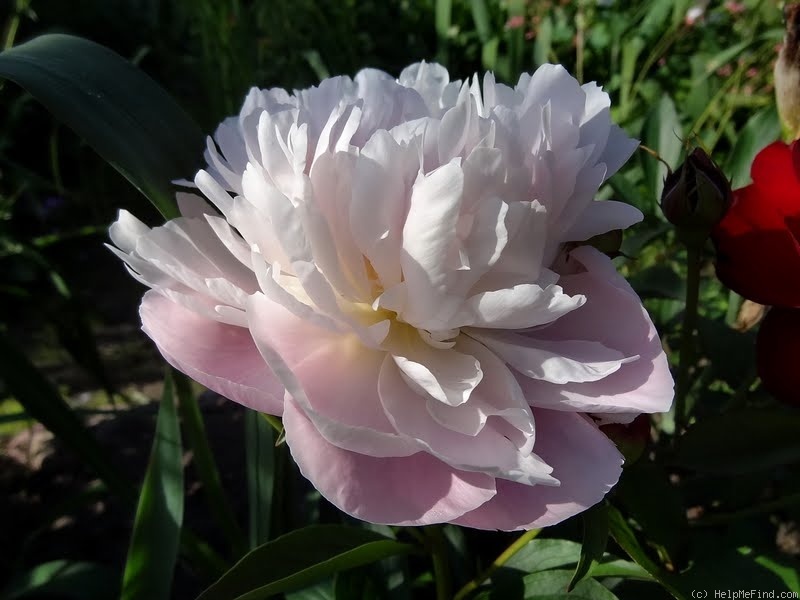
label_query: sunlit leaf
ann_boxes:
[120,370,184,600]
[641,94,682,201]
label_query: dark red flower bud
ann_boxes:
[756,307,800,406]
[600,414,651,465]
[661,148,732,246]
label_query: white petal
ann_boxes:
[471,330,638,384]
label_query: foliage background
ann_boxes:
[0,0,798,599]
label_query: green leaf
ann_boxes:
[673,408,800,474]
[470,0,492,43]
[607,506,685,600]
[197,525,415,600]
[0,34,205,219]
[520,570,618,599]
[175,374,247,557]
[613,462,687,565]
[503,539,582,573]
[628,265,685,300]
[1,560,119,600]
[121,370,184,600]
[641,94,682,201]
[569,503,609,591]
[533,15,553,67]
[0,330,133,498]
[588,559,653,581]
[723,106,781,189]
[246,409,275,548]
[696,317,756,389]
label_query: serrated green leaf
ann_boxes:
[673,408,800,473]
[121,370,184,600]
[197,525,415,600]
[569,504,609,591]
[0,34,205,219]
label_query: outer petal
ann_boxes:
[283,398,496,525]
[140,290,284,415]
[519,247,673,415]
[453,408,623,530]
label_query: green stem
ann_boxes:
[454,528,541,600]
[426,526,451,600]
[675,245,701,434]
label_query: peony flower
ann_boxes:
[109,62,673,530]
[712,141,800,308]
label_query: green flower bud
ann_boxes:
[660,148,732,247]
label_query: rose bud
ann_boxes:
[660,148,732,246]
[600,414,651,465]
[757,307,800,406]
[776,3,800,139]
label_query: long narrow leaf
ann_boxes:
[175,372,247,557]
[246,409,275,548]
[121,370,185,600]
[569,502,609,590]
[0,34,205,219]
[198,525,415,600]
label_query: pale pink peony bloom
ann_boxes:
[110,63,673,530]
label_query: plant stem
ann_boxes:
[453,528,541,600]
[675,244,701,434]
[426,525,451,600]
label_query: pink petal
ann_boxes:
[283,397,496,525]
[520,247,673,415]
[453,408,623,530]
[140,290,283,415]
[379,357,556,486]
[246,293,419,457]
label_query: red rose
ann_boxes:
[756,307,800,406]
[711,141,800,308]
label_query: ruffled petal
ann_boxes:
[453,408,622,530]
[519,247,673,415]
[283,397,496,525]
